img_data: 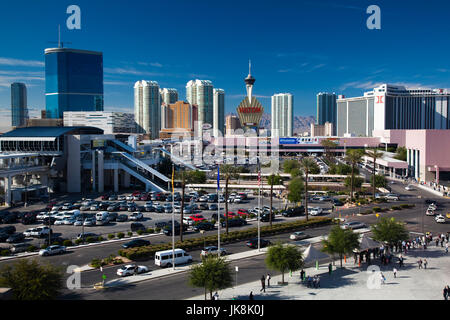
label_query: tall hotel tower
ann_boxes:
[134,80,161,139]
[213,88,225,137]
[186,80,214,134]
[160,88,179,105]
[11,82,28,127]
[45,48,104,119]
[271,93,293,137]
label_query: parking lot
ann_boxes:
[0,189,294,250]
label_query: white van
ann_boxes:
[154,249,193,268]
[95,211,110,225]
[63,210,80,219]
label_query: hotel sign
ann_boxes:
[236,96,264,128]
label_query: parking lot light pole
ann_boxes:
[172,163,175,271]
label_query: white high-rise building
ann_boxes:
[134,80,161,139]
[160,88,178,105]
[186,80,214,133]
[213,88,225,137]
[271,93,293,137]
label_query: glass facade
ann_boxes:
[11,83,28,127]
[45,48,104,119]
[317,93,337,134]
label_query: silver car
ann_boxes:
[39,245,66,256]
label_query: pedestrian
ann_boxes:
[398,255,404,268]
[249,291,254,300]
[423,259,428,269]
[316,275,320,288]
[266,273,271,288]
[380,272,386,285]
[393,267,397,278]
[300,269,305,282]
[213,292,219,300]
[445,242,448,254]
[417,259,423,269]
[436,238,440,246]
[328,263,332,275]
[260,275,265,293]
[441,239,444,247]
[307,276,312,288]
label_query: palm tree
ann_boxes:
[365,148,384,199]
[345,149,363,202]
[321,139,338,162]
[220,164,239,235]
[300,157,317,221]
[267,174,282,228]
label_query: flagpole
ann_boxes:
[258,160,261,252]
[172,164,175,271]
[217,166,221,254]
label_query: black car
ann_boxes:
[246,238,271,249]
[77,232,98,240]
[260,212,276,222]
[221,218,247,228]
[127,205,138,212]
[155,206,164,213]
[130,223,146,232]
[163,224,181,236]
[116,214,128,222]
[425,199,438,205]
[212,213,226,221]
[20,213,37,225]
[199,203,209,210]
[42,217,57,225]
[0,233,11,242]
[122,239,151,249]
[119,203,128,211]
[193,222,215,232]
[0,226,16,235]
[107,212,118,221]
[282,206,305,217]
[331,198,344,206]
[6,233,25,243]
[0,212,17,224]
[155,220,180,229]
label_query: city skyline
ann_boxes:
[1,0,450,132]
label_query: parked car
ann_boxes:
[331,198,344,206]
[237,209,249,217]
[122,239,151,249]
[190,214,206,223]
[246,238,271,249]
[6,233,25,243]
[77,232,98,240]
[116,214,128,222]
[200,246,227,257]
[107,212,118,222]
[39,245,66,256]
[282,206,305,217]
[108,195,118,201]
[10,243,32,254]
[260,212,276,222]
[341,221,367,230]
[30,226,52,238]
[61,203,74,210]
[405,185,415,191]
[309,207,323,216]
[290,231,309,240]
[116,264,149,277]
[129,212,144,221]
[385,194,399,201]
[193,222,215,232]
[20,213,37,225]
[83,218,96,226]
[155,205,164,213]
[209,204,218,211]
[130,223,146,232]
[435,214,446,223]
[107,203,120,212]
[221,218,247,228]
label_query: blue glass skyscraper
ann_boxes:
[317,92,337,135]
[11,82,28,127]
[45,48,104,119]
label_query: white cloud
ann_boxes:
[0,57,44,67]
[339,81,436,91]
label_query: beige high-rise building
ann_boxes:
[311,122,333,137]
[225,115,242,136]
[160,101,198,139]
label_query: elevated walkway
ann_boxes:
[156,147,197,170]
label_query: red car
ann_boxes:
[226,212,237,219]
[132,191,141,196]
[238,193,248,200]
[237,209,249,217]
[190,214,206,222]
[139,193,150,201]
[101,194,110,200]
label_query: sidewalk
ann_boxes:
[187,246,450,300]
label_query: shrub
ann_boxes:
[136,230,143,235]
[372,207,381,213]
[127,232,133,237]
[117,232,125,239]
[391,205,401,211]
[155,228,161,233]
[85,236,97,243]
[146,228,154,234]
[98,236,105,241]
[27,245,37,252]
[108,234,115,240]
[1,249,10,256]
[90,258,102,269]
[63,240,73,247]
[74,239,83,245]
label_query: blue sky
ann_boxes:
[0,0,450,131]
